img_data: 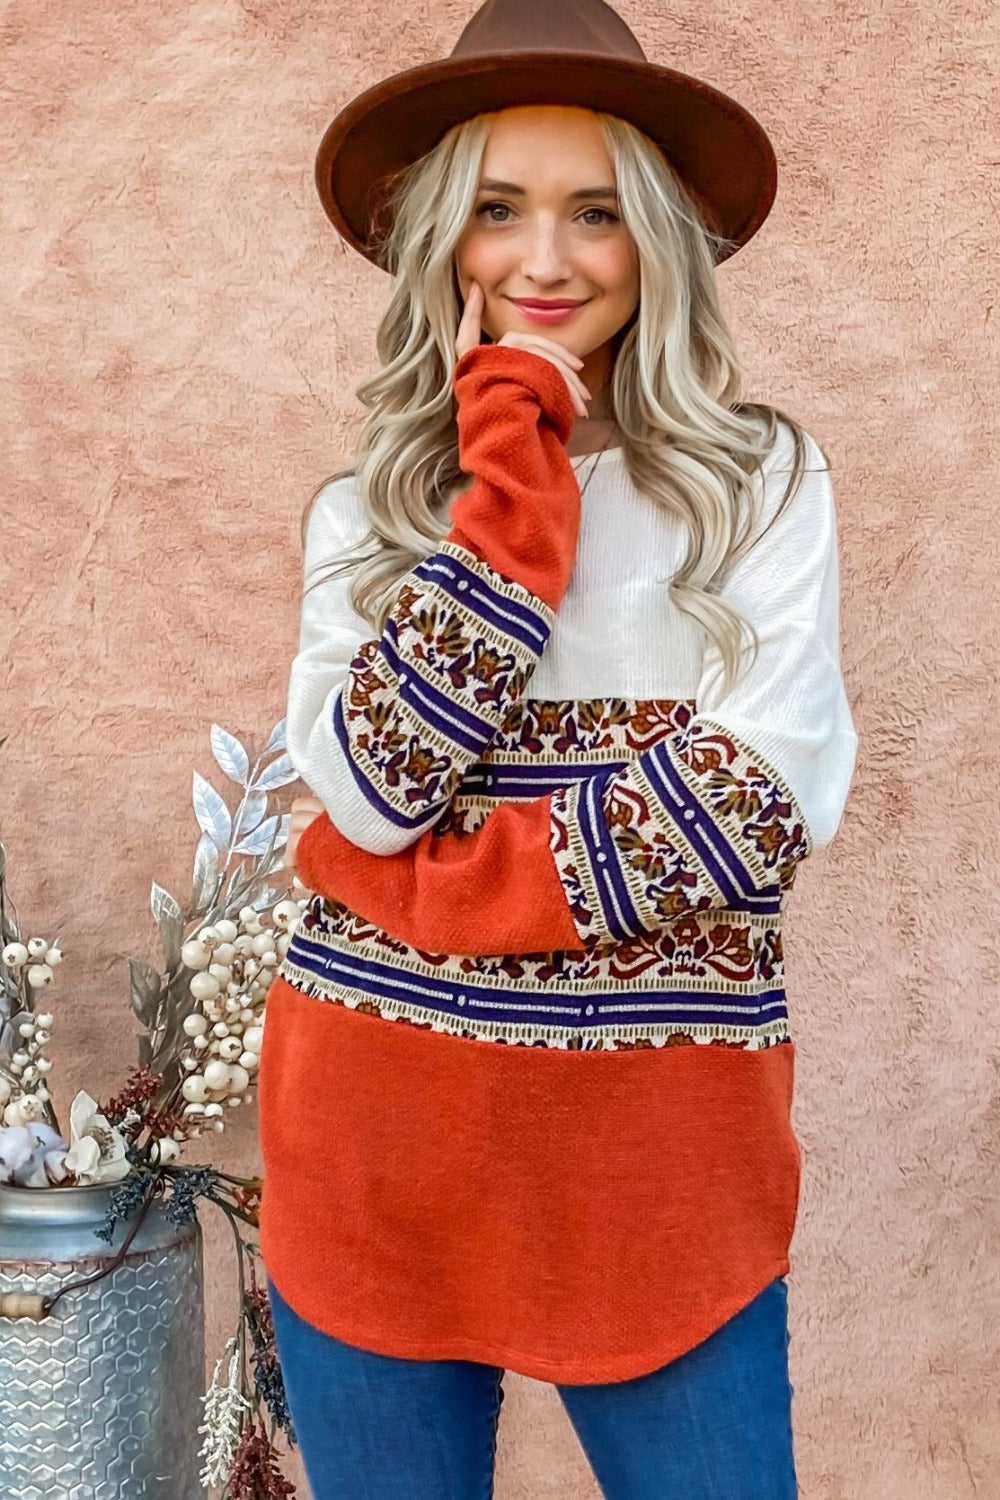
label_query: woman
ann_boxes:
[257,2,859,1495]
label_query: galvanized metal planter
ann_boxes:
[0,1180,204,1499]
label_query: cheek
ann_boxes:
[600,243,639,296]
[456,234,507,286]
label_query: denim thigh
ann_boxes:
[556,1277,798,1500]
[267,1275,796,1499]
[267,1278,505,1499]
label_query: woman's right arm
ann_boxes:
[286,342,579,856]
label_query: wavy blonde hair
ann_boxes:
[303,109,825,698]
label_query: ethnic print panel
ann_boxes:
[276,696,797,1051]
[331,539,554,837]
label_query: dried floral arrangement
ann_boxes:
[0,719,303,1497]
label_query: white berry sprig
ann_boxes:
[125,719,301,1154]
[0,841,63,1133]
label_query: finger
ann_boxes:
[507,334,585,369]
[290,795,325,818]
[455,281,483,360]
[494,334,590,411]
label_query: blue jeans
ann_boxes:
[267,1276,798,1498]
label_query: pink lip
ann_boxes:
[509,299,588,324]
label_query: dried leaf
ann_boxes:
[253,753,298,792]
[234,790,268,839]
[261,718,287,756]
[210,725,251,788]
[191,832,220,912]
[158,914,184,975]
[129,958,161,1027]
[192,772,233,850]
[232,815,285,858]
[151,883,182,927]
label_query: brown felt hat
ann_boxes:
[314,0,778,271]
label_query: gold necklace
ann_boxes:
[574,425,618,498]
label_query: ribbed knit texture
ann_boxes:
[258,345,859,1382]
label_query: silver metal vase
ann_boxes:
[0,1179,204,1499]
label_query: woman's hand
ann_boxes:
[455,281,592,418]
[286,795,326,883]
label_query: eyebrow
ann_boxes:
[476,178,619,201]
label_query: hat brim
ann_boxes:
[315,52,777,268]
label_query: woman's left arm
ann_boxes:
[294,430,860,955]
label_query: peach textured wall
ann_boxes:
[2,2,997,1496]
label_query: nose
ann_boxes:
[517,216,573,281]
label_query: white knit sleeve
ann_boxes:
[694,424,858,850]
[286,475,555,855]
[546,424,860,946]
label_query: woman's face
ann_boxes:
[453,106,639,399]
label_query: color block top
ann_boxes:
[257,343,859,1384]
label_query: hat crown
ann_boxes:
[450,0,647,63]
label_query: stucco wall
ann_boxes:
[2,2,997,1495]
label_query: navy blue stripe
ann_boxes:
[413,551,550,653]
[381,625,498,751]
[576,772,646,941]
[331,691,443,831]
[642,742,750,906]
[287,930,787,1029]
[461,762,625,795]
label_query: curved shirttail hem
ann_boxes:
[257,976,801,1388]
[261,1257,792,1386]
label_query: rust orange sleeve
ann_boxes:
[446,343,580,612]
[294,793,582,956]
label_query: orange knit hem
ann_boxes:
[261,1255,793,1386]
[258,975,801,1386]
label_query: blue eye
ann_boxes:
[476,202,617,226]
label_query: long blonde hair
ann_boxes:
[303,109,824,698]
